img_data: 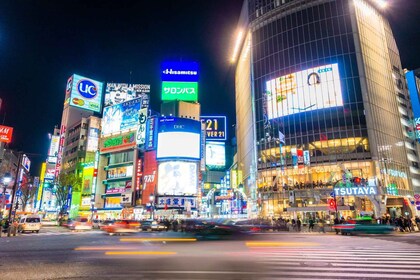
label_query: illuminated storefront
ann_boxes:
[233,0,420,220]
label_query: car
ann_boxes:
[101,220,140,235]
[140,220,153,231]
[151,221,167,231]
[41,219,58,226]
[68,217,92,231]
[18,215,42,233]
[92,219,102,229]
[99,220,115,230]
[332,219,395,235]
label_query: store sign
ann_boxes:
[333,186,377,196]
[45,168,55,180]
[22,155,31,172]
[136,108,148,146]
[145,117,158,151]
[135,159,143,191]
[69,74,103,113]
[100,132,136,153]
[161,61,199,82]
[0,125,13,143]
[303,150,310,166]
[200,116,227,141]
[161,81,198,102]
[156,196,196,208]
[382,169,407,179]
[107,166,133,179]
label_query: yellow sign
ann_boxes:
[37,162,47,202]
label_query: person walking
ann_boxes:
[172,219,178,232]
[318,219,326,233]
[334,217,340,234]
[308,218,315,232]
[296,218,302,232]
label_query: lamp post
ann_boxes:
[149,194,155,220]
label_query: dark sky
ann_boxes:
[0,0,419,176]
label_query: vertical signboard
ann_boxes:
[145,117,158,151]
[137,108,148,148]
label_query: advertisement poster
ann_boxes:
[266,63,343,119]
[48,135,59,156]
[104,83,150,108]
[0,125,13,143]
[69,74,104,113]
[201,116,227,141]
[102,98,142,135]
[157,161,197,195]
[205,142,226,169]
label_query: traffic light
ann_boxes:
[352,177,361,185]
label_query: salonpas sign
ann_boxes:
[334,186,377,196]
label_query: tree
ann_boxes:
[55,173,82,218]
[19,182,38,212]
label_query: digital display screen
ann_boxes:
[69,74,104,113]
[205,142,226,169]
[48,135,59,157]
[157,132,200,160]
[104,83,150,108]
[101,98,142,136]
[157,161,197,195]
[266,63,343,119]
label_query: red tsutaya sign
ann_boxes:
[0,125,13,143]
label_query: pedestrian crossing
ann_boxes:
[252,247,420,279]
[18,230,102,237]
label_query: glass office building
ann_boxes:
[233,0,420,221]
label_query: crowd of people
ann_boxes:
[378,215,420,232]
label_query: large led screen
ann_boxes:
[205,142,226,169]
[158,161,197,195]
[69,74,104,113]
[102,98,141,136]
[265,63,343,119]
[157,132,200,160]
[104,83,150,108]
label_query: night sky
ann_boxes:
[0,0,419,176]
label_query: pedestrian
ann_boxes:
[318,219,325,233]
[334,217,340,234]
[308,218,315,232]
[291,219,296,231]
[164,219,170,232]
[172,219,178,232]
[296,218,301,232]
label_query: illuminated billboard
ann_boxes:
[104,83,150,108]
[205,142,226,169]
[69,74,104,113]
[0,125,13,143]
[87,128,100,152]
[48,135,59,157]
[201,116,227,141]
[107,166,133,179]
[266,63,343,119]
[157,118,201,160]
[162,81,198,102]
[406,71,420,140]
[161,61,199,82]
[102,98,141,136]
[157,161,197,195]
[100,132,136,154]
[22,155,31,172]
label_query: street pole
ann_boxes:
[7,152,23,237]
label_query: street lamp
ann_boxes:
[149,194,155,220]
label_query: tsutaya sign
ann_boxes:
[334,186,378,196]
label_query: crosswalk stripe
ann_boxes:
[258,271,420,279]
[260,260,420,265]
[258,256,420,261]
[269,266,420,274]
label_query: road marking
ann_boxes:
[105,251,177,255]
[120,238,197,242]
[245,241,319,247]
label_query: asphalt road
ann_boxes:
[1,227,420,280]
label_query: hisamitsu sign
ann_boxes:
[161,61,199,82]
[334,186,377,196]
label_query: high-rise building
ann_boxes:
[232,0,420,220]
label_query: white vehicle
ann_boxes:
[18,215,42,233]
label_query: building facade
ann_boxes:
[233,0,420,221]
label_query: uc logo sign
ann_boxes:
[77,79,97,99]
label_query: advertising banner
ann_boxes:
[100,131,136,154]
[22,155,31,172]
[107,166,133,179]
[104,83,150,108]
[205,142,226,169]
[157,161,197,195]
[156,196,196,209]
[161,61,199,82]
[48,135,59,157]
[266,63,343,119]
[161,81,198,102]
[141,151,158,204]
[45,168,55,181]
[106,181,127,194]
[69,74,104,113]
[87,127,100,152]
[136,108,148,147]
[102,98,142,136]
[201,116,227,141]
[145,117,158,151]
[0,125,13,143]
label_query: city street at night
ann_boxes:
[2,229,420,279]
